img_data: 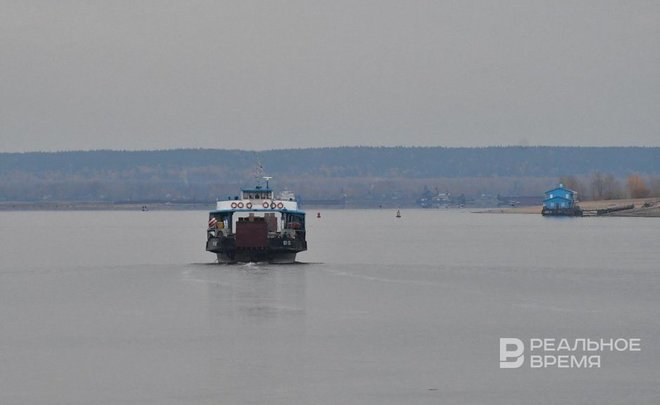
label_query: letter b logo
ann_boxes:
[500,338,524,368]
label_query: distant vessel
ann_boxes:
[396,209,401,218]
[278,190,296,201]
[206,177,307,263]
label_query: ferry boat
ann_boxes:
[206,178,307,263]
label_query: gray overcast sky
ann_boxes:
[1,1,658,152]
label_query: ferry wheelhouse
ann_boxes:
[206,179,307,263]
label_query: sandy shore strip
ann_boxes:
[476,198,660,217]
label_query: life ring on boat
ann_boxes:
[277,202,284,209]
[270,202,277,209]
[237,202,244,208]
[230,202,238,209]
[245,202,253,209]
[262,201,270,208]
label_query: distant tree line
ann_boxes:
[2,146,659,178]
[559,173,660,201]
[1,147,659,203]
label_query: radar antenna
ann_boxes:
[263,176,272,189]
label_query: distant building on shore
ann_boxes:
[416,186,466,208]
[542,183,582,216]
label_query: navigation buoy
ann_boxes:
[396,209,401,218]
[317,212,321,218]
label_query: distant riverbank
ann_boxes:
[3,198,660,217]
[478,198,660,217]
[0,201,214,211]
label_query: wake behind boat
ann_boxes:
[205,178,307,263]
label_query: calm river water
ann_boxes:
[0,209,658,404]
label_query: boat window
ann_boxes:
[210,213,232,230]
[284,213,305,230]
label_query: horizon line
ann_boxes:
[2,145,660,154]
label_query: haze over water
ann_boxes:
[1,210,658,404]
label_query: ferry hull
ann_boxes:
[206,236,306,264]
[216,251,298,264]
